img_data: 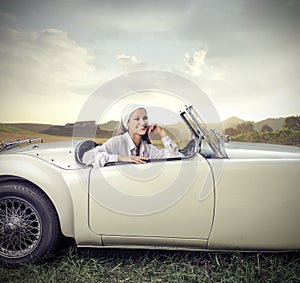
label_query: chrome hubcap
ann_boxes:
[0,197,42,258]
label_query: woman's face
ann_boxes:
[127,108,148,136]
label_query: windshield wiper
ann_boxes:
[0,138,43,151]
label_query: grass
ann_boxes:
[0,124,38,135]
[0,123,70,144]
[0,130,108,145]
[1,248,299,283]
[0,129,165,147]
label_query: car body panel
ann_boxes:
[3,140,82,169]
[1,140,300,251]
[226,142,300,159]
[89,154,214,246]
[208,158,300,250]
[100,235,208,250]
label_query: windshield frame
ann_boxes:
[180,105,228,159]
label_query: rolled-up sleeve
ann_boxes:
[149,135,184,158]
[82,139,119,167]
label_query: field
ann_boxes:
[0,123,70,143]
[0,124,164,147]
[0,125,107,146]
[1,247,299,283]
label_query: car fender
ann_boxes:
[0,154,75,237]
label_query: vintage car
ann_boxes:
[0,105,299,266]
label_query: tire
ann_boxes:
[0,181,60,266]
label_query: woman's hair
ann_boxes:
[114,122,151,144]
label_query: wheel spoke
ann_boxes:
[0,197,42,258]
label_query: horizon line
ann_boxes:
[1,113,299,126]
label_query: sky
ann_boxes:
[0,0,299,125]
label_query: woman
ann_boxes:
[82,103,183,167]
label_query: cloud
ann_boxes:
[72,0,187,34]
[0,27,99,96]
[0,27,103,123]
[0,9,14,22]
[183,50,225,81]
[116,54,147,73]
[0,0,299,123]
[184,50,207,77]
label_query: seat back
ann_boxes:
[75,140,97,164]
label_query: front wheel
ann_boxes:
[0,181,60,266]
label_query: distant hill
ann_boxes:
[161,122,192,143]
[0,123,41,135]
[3,122,113,138]
[253,117,285,131]
[40,125,113,138]
[6,123,56,133]
[1,115,293,140]
[99,120,120,132]
[40,125,74,136]
[222,117,247,129]
[206,117,248,132]
[220,116,286,131]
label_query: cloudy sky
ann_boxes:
[0,0,299,125]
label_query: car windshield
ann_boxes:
[180,105,228,158]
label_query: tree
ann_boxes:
[236,122,254,134]
[261,124,273,132]
[283,116,300,130]
[225,127,239,136]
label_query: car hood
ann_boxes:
[225,142,300,159]
[0,140,84,169]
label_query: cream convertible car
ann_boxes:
[0,106,300,266]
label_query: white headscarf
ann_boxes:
[121,103,146,130]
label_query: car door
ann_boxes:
[88,154,214,245]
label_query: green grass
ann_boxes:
[1,248,299,283]
[0,123,54,141]
[0,123,39,136]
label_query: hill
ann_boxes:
[3,122,112,138]
[253,117,285,131]
[0,123,41,135]
[6,123,54,133]
[0,123,72,144]
[1,115,294,143]
[99,120,120,131]
[222,116,246,129]
[221,116,285,131]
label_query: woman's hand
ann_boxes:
[118,155,149,164]
[147,124,167,138]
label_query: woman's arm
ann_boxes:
[118,155,149,164]
[82,145,119,167]
[147,125,184,158]
[82,135,149,167]
[82,138,120,167]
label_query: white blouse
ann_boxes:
[82,132,182,167]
